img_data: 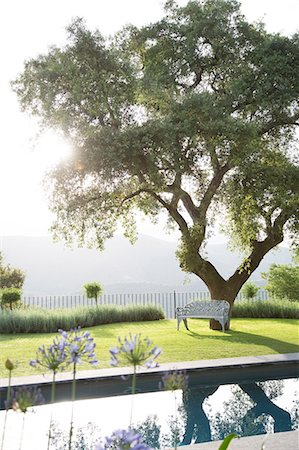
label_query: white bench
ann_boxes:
[176,300,230,332]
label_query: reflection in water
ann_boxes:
[181,386,218,444]
[179,379,295,446]
[239,383,292,433]
[0,378,297,449]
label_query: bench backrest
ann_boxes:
[178,300,230,315]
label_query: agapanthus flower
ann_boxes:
[6,386,44,413]
[30,336,68,374]
[56,328,98,450]
[159,370,188,392]
[95,429,152,450]
[58,327,98,367]
[109,334,161,370]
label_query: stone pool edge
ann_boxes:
[1,352,298,388]
[0,352,298,410]
[181,430,299,450]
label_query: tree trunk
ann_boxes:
[208,281,239,331]
[191,258,242,331]
[183,220,285,331]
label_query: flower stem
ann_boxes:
[51,372,56,405]
[1,370,12,450]
[131,366,137,396]
[173,392,178,450]
[18,413,26,450]
[68,364,76,450]
[7,371,11,403]
[47,371,56,450]
[129,365,137,426]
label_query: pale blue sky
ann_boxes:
[0,0,298,241]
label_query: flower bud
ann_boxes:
[5,358,15,371]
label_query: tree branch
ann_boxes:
[167,183,200,223]
[228,209,292,288]
[260,111,299,135]
[122,187,189,234]
[198,162,231,219]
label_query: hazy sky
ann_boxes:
[1,0,298,242]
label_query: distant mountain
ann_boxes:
[1,235,291,295]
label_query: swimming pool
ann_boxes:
[0,354,298,449]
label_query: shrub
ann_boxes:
[83,282,103,306]
[0,304,165,334]
[232,298,299,319]
[241,282,259,300]
[1,288,22,310]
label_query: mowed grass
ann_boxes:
[0,318,298,378]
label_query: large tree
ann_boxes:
[13,0,299,329]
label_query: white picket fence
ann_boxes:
[22,290,268,319]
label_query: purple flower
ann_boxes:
[110,357,118,367]
[144,359,158,369]
[89,359,98,366]
[109,334,162,370]
[58,329,68,339]
[110,347,119,356]
[30,336,68,374]
[150,347,162,358]
[59,327,99,368]
[95,429,152,450]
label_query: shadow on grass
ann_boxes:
[187,329,299,354]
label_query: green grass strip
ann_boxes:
[0,318,298,378]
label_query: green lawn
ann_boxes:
[0,318,298,378]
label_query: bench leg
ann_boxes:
[177,318,181,331]
[227,318,230,330]
[183,318,189,331]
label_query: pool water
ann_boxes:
[0,377,298,449]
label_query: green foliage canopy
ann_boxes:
[0,252,25,289]
[12,0,299,303]
[262,255,299,301]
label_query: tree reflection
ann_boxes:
[180,379,295,445]
[181,386,219,444]
[239,383,291,433]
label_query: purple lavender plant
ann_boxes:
[95,429,152,450]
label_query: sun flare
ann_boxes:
[37,131,73,169]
